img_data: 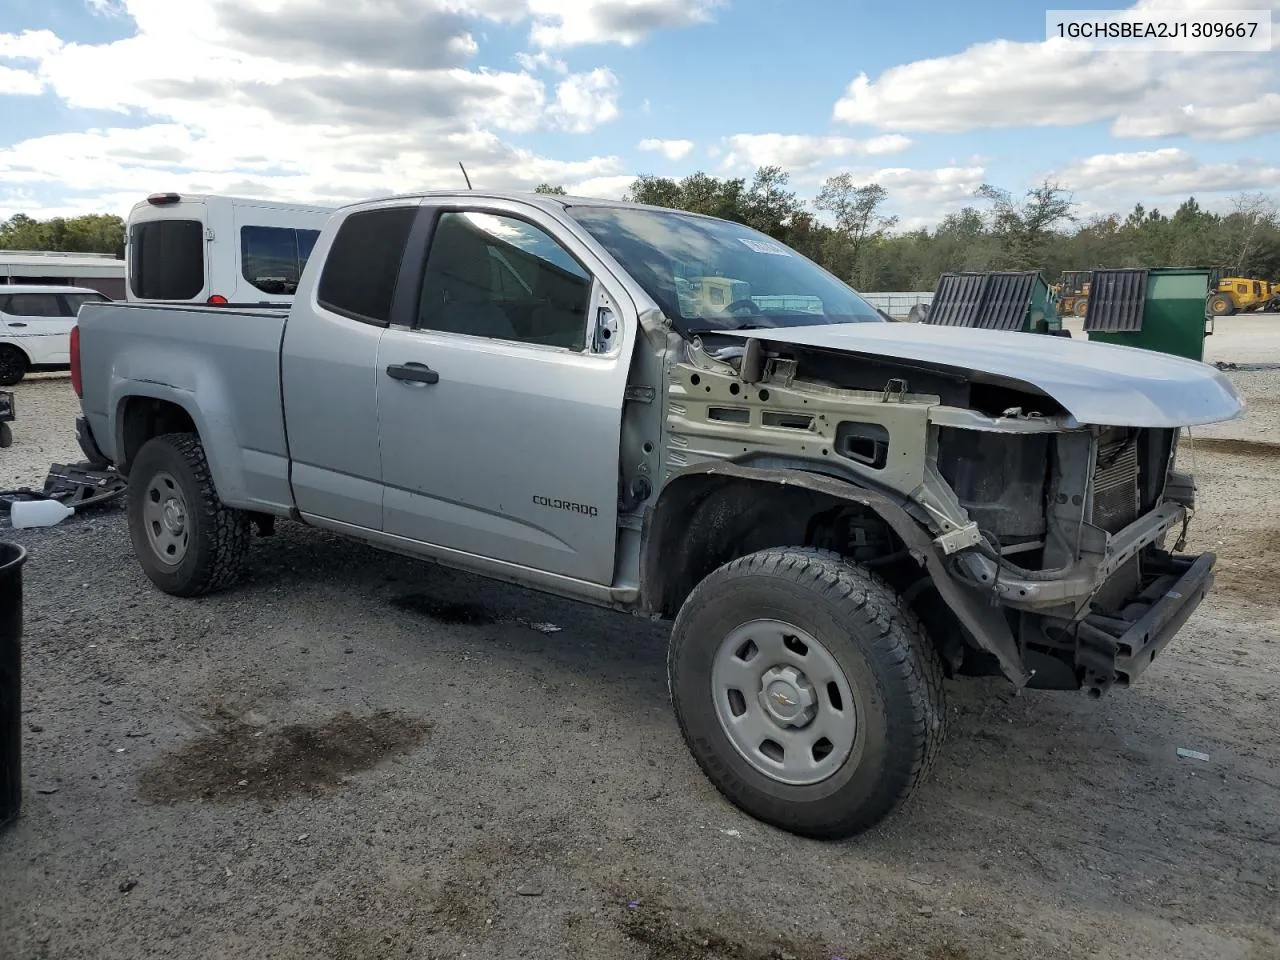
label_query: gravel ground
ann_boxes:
[0,372,84,492]
[1,319,1278,960]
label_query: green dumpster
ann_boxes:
[1083,267,1212,362]
[925,271,1064,334]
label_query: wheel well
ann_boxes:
[119,397,197,475]
[643,475,906,617]
[641,474,969,674]
[0,343,30,363]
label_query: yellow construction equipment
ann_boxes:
[1053,270,1091,317]
[1207,276,1280,315]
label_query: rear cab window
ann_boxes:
[130,219,205,299]
[316,206,417,325]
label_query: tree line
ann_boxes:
[0,212,126,259]
[5,173,1278,291]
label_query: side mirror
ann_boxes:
[593,304,618,353]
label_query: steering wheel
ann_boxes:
[725,298,761,315]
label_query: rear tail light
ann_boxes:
[70,325,82,398]
[207,294,228,305]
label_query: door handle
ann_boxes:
[8,323,26,328]
[385,362,439,384]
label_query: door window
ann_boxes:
[59,292,109,315]
[2,293,64,317]
[416,211,592,350]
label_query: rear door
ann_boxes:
[280,200,421,531]
[127,201,209,302]
[374,199,633,584]
[0,292,71,364]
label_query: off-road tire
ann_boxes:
[0,347,27,387]
[127,432,250,597]
[668,547,947,840]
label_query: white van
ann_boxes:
[125,193,335,305]
[0,285,110,385]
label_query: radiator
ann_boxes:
[1092,434,1141,533]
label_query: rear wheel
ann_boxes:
[1209,295,1235,316]
[668,547,947,840]
[0,347,27,387]
[1072,297,1089,317]
[126,432,250,596]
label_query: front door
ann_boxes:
[375,201,631,584]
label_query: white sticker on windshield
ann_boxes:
[738,237,790,256]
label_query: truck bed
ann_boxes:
[75,301,294,513]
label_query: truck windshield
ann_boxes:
[565,205,884,334]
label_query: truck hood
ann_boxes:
[721,322,1243,428]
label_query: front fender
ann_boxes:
[644,460,1030,687]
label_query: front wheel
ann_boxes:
[126,432,250,597]
[668,547,946,840]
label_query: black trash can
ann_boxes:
[0,540,27,830]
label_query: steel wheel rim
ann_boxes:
[142,470,190,566]
[711,619,858,786]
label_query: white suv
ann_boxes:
[0,285,110,385]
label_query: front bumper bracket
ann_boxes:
[1075,551,1216,697]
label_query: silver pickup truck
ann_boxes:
[71,191,1243,839]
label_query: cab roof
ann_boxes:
[336,189,721,221]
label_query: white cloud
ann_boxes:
[718,133,912,171]
[565,174,638,198]
[0,29,63,60]
[1114,94,1280,139]
[832,0,1280,140]
[866,165,988,205]
[84,0,126,15]
[515,49,568,73]
[528,0,725,48]
[0,65,43,95]
[548,67,619,132]
[1050,148,1280,197]
[0,0,637,218]
[639,138,694,161]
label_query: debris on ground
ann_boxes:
[1176,747,1210,762]
[9,499,74,528]
[520,619,562,634]
[1,460,128,523]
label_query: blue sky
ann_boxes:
[0,0,1277,229]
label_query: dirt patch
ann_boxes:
[1204,526,1280,604]
[615,891,970,960]
[138,709,432,804]
[389,592,496,624]
[1188,437,1280,458]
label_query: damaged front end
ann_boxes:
[666,330,1234,696]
